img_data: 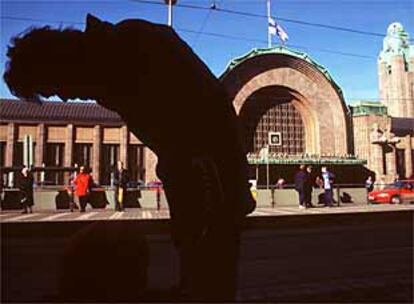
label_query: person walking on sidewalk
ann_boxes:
[294,165,307,209]
[19,166,34,214]
[73,166,93,212]
[113,161,129,211]
[321,166,335,207]
[304,165,314,208]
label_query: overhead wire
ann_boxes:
[1,16,376,60]
[128,0,412,40]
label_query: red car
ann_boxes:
[368,180,414,204]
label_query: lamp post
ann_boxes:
[164,0,178,27]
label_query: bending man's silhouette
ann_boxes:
[4,14,256,301]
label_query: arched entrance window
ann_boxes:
[239,86,305,154]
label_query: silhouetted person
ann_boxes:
[304,165,314,208]
[4,14,256,301]
[18,167,34,213]
[365,175,374,193]
[294,164,306,209]
[113,161,129,211]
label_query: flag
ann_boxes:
[276,23,289,43]
[268,16,277,36]
[268,15,289,43]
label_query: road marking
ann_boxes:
[142,211,153,219]
[272,208,298,214]
[40,212,70,221]
[252,210,270,216]
[3,213,39,222]
[76,212,99,220]
[109,212,124,220]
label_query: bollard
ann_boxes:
[156,186,161,210]
[271,188,275,208]
[336,184,341,207]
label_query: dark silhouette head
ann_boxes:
[3,14,115,102]
[3,26,91,101]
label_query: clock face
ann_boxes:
[268,132,282,146]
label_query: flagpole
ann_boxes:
[267,0,271,48]
[168,0,173,27]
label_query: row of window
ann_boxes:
[0,142,145,185]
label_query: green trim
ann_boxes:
[248,157,367,165]
[220,46,343,96]
[349,101,388,117]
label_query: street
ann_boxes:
[1,205,413,302]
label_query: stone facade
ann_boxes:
[0,101,158,185]
[222,47,351,157]
[378,23,414,118]
[351,23,414,182]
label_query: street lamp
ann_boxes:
[164,0,178,27]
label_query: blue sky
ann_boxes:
[1,0,413,103]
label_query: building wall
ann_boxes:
[379,57,414,118]
[351,22,414,183]
[0,122,154,185]
[222,53,350,157]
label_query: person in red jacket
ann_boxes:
[73,166,93,212]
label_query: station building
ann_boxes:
[0,22,413,187]
[350,22,414,183]
[0,102,154,186]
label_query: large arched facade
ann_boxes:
[221,47,351,156]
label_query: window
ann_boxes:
[74,143,92,168]
[128,144,146,184]
[13,142,23,167]
[100,144,119,185]
[44,143,65,185]
[0,142,5,167]
[251,103,304,154]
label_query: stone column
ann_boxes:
[35,124,45,167]
[385,145,397,180]
[405,135,413,178]
[64,124,74,184]
[120,125,128,167]
[5,123,15,167]
[144,148,158,183]
[369,143,384,178]
[34,124,46,184]
[92,125,101,184]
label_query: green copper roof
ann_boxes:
[379,22,414,70]
[349,101,388,117]
[221,46,343,95]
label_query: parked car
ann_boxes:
[368,180,414,204]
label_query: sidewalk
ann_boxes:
[1,203,414,223]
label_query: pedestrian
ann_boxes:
[294,164,307,209]
[18,167,34,214]
[321,166,335,207]
[275,178,285,189]
[73,166,93,212]
[113,161,129,211]
[394,174,403,188]
[68,167,79,212]
[365,175,374,193]
[304,166,314,208]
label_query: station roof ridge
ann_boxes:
[0,98,123,125]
